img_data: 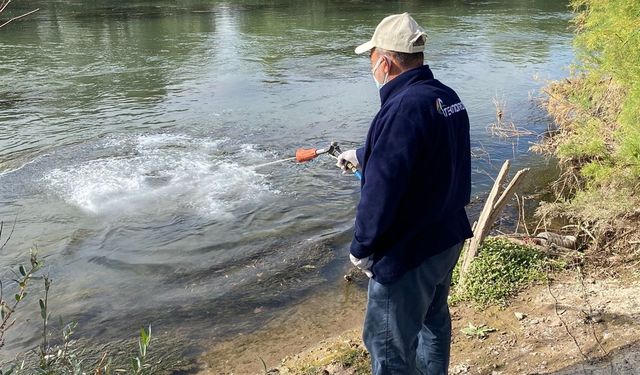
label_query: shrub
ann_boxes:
[452,238,548,307]
[537,0,640,244]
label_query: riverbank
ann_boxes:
[196,1,640,373]
[1,1,576,370]
[195,263,640,374]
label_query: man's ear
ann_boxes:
[383,56,392,73]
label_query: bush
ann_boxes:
[571,0,640,176]
[537,0,640,242]
[451,238,548,307]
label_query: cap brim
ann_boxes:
[354,40,375,55]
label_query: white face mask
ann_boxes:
[371,57,389,90]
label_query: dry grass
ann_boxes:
[487,96,536,139]
[533,75,629,200]
[532,76,626,163]
[277,334,369,375]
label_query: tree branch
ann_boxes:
[0,7,39,28]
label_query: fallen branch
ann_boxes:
[459,160,530,286]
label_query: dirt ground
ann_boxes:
[447,269,640,374]
[195,268,640,375]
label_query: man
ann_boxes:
[336,13,473,375]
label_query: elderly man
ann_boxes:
[337,13,473,375]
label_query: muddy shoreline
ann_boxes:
[218,268,639,375]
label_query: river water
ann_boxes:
[0,0,573,361]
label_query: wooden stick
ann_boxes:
[458,161,530,287]
[460,160,510,278]
[486,168,530,229]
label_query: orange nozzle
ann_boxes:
[295,148,318,162]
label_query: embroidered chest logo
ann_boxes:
[435,98,466,118]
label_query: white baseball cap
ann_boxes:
[355,13,428,55]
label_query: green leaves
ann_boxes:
[132,325,152,374]
[452,238,548,307]
[139,325,151,357]
[564,0,640,188]
[39,299,46,320]
[461,322,496,339]
[573,0,640,86]
[131,357,142,373]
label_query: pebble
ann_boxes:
[591,314,604,323]
[451,363,470,374]
[514,312,526,321]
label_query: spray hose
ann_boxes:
[295,141,362,180]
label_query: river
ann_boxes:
[0,0,573,364]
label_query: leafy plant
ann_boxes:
[0,218,43,374]
[0,219,154,375]
[131,325,152,374]
[460,323,496,339]
[452,238,548,306]
[0,244,42,350]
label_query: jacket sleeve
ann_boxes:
[356,147,365,166]
[350,110,424,259]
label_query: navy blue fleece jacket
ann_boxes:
[351,65,473,284]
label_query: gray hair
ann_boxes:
[376,48,424,70]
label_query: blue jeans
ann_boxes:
[363,242,463,375]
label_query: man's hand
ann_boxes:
[350,253,373,278]
[336,149,360,173]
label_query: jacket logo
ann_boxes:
[436,98,466,118]
[436,98,445,115]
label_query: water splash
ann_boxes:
[42,133,277,218]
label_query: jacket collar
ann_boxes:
[379,65,435,105]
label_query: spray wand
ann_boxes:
[295,142,362,180]
[249,141,361,180]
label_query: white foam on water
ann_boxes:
[136,133,191,148]
[42,134,276,219]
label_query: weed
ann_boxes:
[460,323,496,339]
[452,238,548,307]
[340,346,369,374]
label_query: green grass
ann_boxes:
[451,238,549,307]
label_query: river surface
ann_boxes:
[0,0,573,361]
